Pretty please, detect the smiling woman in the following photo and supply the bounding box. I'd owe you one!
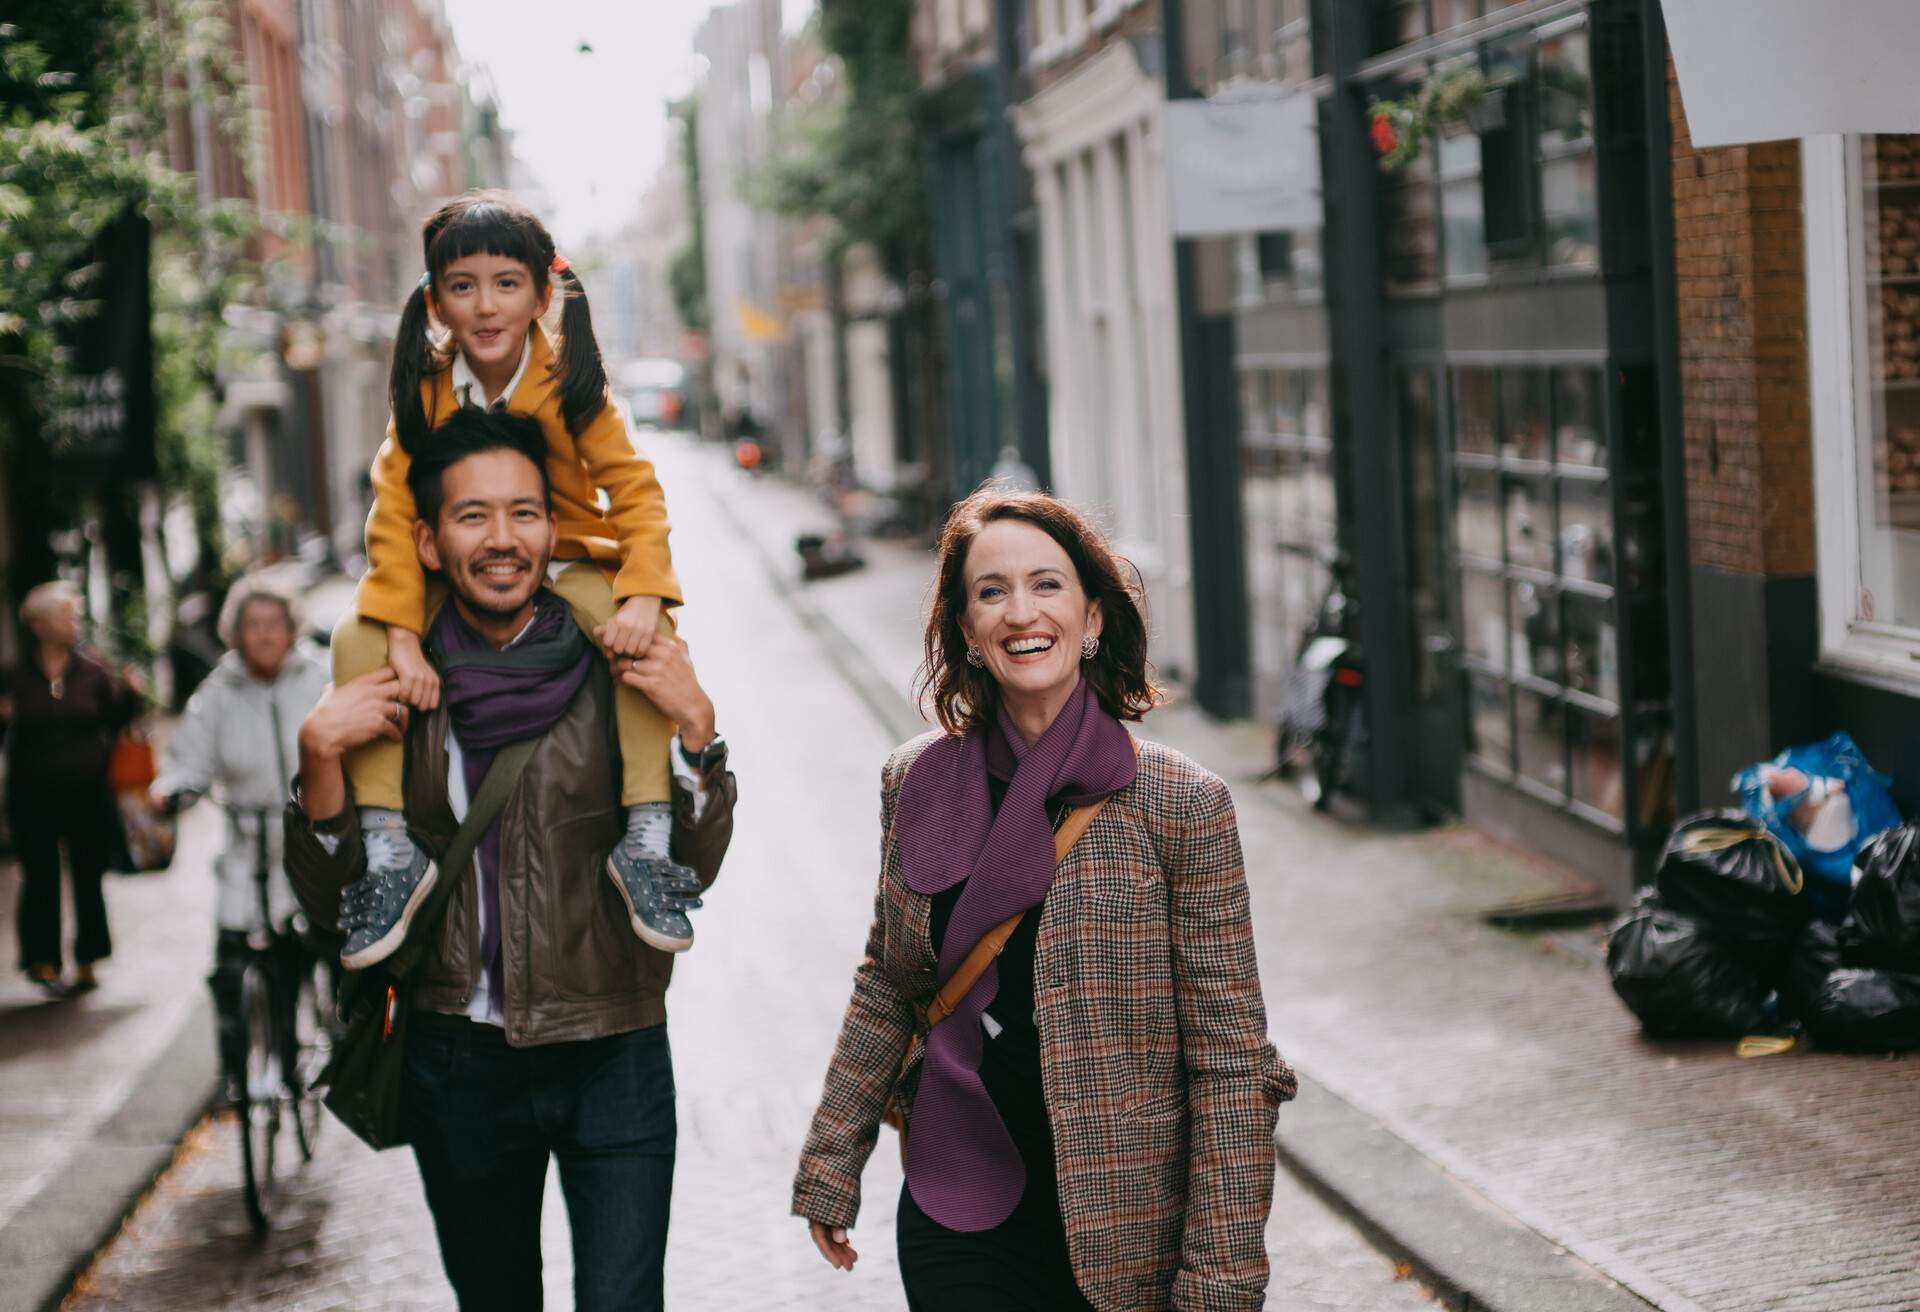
[920,490,1162,744]
[794,488,1297,1312]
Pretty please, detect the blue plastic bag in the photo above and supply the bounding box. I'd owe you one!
[1734,733,1903,920]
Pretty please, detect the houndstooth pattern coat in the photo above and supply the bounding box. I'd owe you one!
[792,730,1297,1312]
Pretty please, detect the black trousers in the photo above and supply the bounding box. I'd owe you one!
[896,1176,1097,1312]
[403,1014,678,1311]
[10,785,114,973]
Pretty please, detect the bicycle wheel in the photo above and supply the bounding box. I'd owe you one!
[238,962,282,1236]
[289,955,336,1162]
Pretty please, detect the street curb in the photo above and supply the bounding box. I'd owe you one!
[709,463,1669,1312]
[1275,1072,1657,1312]
[0,990,217,1312]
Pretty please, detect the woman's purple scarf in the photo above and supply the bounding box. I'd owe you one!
[895,677,1138,1231]
[428,594,593,1001]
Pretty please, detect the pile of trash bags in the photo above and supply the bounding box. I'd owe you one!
[1608,733,1920,1050]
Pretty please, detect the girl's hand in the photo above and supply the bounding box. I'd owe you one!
[596,595,663,658]
[385,627,441,711]
[807,1220,858,1271]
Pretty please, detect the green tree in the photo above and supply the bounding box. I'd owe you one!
[0,1,256,642]
[742,0,928,278]
[668,98,710,335]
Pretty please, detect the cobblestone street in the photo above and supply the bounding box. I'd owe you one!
[58,435,1436,1310]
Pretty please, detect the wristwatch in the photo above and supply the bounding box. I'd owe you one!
[681,733,727,772]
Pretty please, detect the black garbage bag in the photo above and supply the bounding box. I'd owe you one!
[1803,968,1920,1051]
[1785,920,1844,1020]
[1837,824,1920,972]
[1607,893,1778,1038]
[1654,811,1809,977]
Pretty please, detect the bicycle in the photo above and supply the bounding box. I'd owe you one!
[178,796,340,1235]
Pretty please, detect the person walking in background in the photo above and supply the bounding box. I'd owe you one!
[150,576,329,1101]
[793,488,1296,1311]
[0,580,145,997]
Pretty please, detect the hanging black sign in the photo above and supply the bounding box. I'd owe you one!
[50,206,156,480]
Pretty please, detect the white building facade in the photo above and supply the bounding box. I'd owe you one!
[1015,35,1196,680]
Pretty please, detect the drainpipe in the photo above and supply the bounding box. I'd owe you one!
[1641,0,1700,819]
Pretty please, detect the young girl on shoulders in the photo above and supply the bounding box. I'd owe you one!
[331,192,709,974]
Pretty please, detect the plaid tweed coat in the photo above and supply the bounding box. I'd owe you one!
[792,730,1297,1312]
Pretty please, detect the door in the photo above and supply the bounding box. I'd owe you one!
[1400,363,1463,816]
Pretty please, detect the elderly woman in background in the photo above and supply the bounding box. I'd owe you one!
[793,488,1295,1312]
[1,581,145,997]
[151,576,328,1101]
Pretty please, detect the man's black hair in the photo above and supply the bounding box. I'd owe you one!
[406,404,553,527]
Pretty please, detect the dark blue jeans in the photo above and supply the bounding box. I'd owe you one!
[403,1013,677,1311]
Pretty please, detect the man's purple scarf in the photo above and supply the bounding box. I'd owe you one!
[895,677,1137,1231]
[428,593,593,1001]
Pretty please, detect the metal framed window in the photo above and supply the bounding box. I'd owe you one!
[1376,14,1599,295]
[1450,361,1638,830]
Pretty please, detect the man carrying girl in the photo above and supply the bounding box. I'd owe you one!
[329,192,720,967]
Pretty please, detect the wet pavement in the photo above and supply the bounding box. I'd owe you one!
[50,432,1437,1310]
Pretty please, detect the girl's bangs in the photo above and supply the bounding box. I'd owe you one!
[429,205,541,274]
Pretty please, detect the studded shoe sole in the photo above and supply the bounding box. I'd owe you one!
[603,856,695,953]
[339,861,440,971]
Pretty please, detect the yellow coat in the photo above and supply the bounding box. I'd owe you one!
[352,324,682,634]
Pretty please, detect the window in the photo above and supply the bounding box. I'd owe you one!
[1372,0,1528,54]
[1809,133,1920,682]
[1241,364,1337,718]
[1202,0,1317,91]
[1380,20,1600,292]
[1452,364,1632,827]
[1237,227,1324,303]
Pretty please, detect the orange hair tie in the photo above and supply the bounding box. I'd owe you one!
[550,254,570,275]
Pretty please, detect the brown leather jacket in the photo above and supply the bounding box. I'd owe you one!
[285,662,735,1047]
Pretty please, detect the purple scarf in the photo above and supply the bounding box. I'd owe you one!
[429,593,593,1002]
[895,677,1138,1231]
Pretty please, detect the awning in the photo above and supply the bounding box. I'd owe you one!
[1667,0,1920,147]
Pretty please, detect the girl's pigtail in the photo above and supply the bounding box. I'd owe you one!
[552,262,610,436]
[389,280,436,455]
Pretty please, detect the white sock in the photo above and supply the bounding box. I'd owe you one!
[360,806,415,870]
[622,802,673,858]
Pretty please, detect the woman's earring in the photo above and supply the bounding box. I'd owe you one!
[966,645,985,668]
[1081,634,1100,660]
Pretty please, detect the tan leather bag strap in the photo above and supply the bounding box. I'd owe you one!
[924,737,1141,1029]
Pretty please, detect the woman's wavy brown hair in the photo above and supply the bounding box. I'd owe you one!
[917,487,1165,735]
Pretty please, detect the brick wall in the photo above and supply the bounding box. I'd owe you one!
[1669,59,1815,579]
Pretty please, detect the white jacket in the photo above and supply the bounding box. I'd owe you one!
[154,645,330,932]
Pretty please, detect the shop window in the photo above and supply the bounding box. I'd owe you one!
[1240,364,1337,719]
[1449,363,1632,832]
[1808,133,1920,683]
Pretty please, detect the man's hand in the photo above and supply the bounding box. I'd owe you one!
[807,1220,859,1272]
[596,595,664,659]
[298,669,409,822]
[614,635,715,751]
[386,626,442,711]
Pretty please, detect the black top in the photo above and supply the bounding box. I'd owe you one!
[927,778,1066,1206]
[0,647,142,796]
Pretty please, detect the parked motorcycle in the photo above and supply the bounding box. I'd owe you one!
[1273,562,1367,810]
